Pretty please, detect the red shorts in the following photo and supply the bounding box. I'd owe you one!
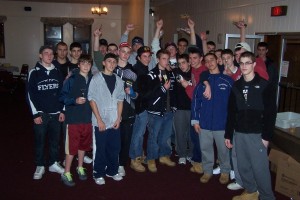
[65,123,92,155]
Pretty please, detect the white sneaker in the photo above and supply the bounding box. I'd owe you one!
[118,166,126,176]
[230,170,235,180]
[213,166,221,175]
[83,156,93,164]
[33,166,45,180]
[49,161,64,174]
[106,173,123,181]
[95,177,105,185]
[227,182,243,190]
[186,157,192,163]
[178,157,186,165]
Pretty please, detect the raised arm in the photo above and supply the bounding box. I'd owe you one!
[200,32,208,55]
[151,19,163,55]
[93,27,104,71]
[93,27,102,51]
[120,24,135,43]
[187,18,196,45]
[234,21,247,42]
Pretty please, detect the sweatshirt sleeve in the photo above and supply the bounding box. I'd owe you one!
[191,83,203,125]
[59,78,76,106]
[27,69,40,119]
[261,82,277,141]
[225,89,237,140]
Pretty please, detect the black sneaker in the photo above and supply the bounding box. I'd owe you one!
[61,172,75,187]
[77,167,87,181]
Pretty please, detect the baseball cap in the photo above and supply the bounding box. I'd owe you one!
[132,36,144,46]
[164,42,177,50]
[119,42,131,49]
[99,38,108,46]
[137,46,152,57]
[235,42,251,52]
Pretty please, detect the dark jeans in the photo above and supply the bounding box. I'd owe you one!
[34,113,62,166]
[119,119,134,166]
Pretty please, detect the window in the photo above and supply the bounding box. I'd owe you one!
[73,25,91,55]
[44,25,63,48]
[0,23,5,58]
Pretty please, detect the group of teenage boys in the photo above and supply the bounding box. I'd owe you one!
[27,18,277,200]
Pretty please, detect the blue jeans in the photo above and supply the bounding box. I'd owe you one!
[93,127,121,178]
[33,113,62,166]
[147,112,173,160]
[190,125,202,162]
[129,111,148,159]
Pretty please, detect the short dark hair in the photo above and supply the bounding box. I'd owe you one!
[204,52,217,60]
[55,42,67,51]
[78,54,93,65]
[70,42,82,51]
[156,49,170,59]
[177,53,189,62]
[177,38,189,45]
[221,49,234,57]
[108,43,118,50]
[39,45,53,54]
[103,53,118,62]
[240,51,256,62]
[207,41,216,47]
[188,46,203,57]
[257,42,268,49]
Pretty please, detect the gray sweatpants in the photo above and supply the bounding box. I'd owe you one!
[235,132,275,200]
[200,129,230,174]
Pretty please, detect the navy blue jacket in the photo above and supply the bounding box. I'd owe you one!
[191,73,233,130]
[59,69,92,124]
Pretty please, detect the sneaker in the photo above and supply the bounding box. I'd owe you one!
[186,157,192,163]
[118,166,126,176]
[200,173,212,183]
[106,173,123,181]
[49,162,64,174]
[33,166,45,180]
[61,172,75,187]
[83,156,93,164]
[147,160,157,173]
[232,191,259,200]
[95,177,105,185]
[230,170,235,180]
[130,157,146,172]
[159,156,176,167]
[227,182,243,190]
[77,167,87,180]
[178,157,186,165]
[213,166,221,175]
[219,173,229,184]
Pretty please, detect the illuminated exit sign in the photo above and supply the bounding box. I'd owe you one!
[271,6,288,17]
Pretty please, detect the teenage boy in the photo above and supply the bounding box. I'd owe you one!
[192,53,233,184]
[115,42,137,177]
[225,52,276,200]
[93,27,105,71]
[173,54,193,165]
[52,42,70,79]
[67,42,83,74]
[28,45,65,180]
[129,46,152,172]
[88,53,125,185]
[59,54,93,187]
[145,49,177,173]
[222,49,241,81]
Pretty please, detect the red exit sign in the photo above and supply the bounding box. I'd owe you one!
[271,6,288,17]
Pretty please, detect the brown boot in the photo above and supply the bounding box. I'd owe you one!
[200,173,212,183]
[147,160,157,173]
[159,156,176,167]
[190,162,203,174]
[130,157,146,172]
[219,173,229,184]
[232,191,259,200]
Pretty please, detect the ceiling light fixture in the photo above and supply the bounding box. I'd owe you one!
[91,0,108,16]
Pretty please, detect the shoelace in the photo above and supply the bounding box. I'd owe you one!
[64,172,73,181]
[77,167,86,175]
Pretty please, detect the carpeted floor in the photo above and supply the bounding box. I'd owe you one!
[0,83,289,200]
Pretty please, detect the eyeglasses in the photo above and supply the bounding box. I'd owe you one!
[239,62,253,66]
